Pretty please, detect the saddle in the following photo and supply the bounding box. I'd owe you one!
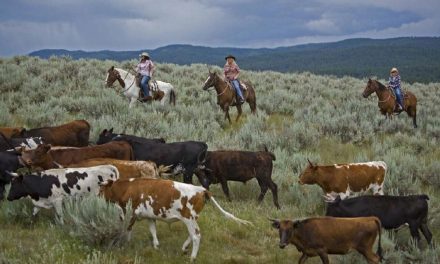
[389,87,408,112]
[135,74,164,101]
[227,80,247,106]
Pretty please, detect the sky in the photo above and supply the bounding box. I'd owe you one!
[1,0,440,56]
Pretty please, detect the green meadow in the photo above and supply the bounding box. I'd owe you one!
[0,56,439,263]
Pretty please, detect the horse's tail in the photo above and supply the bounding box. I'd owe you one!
[169,88,176,106]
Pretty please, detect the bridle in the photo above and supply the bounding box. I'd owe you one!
[206,74,230,97]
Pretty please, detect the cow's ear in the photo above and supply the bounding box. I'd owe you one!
[99,179,114,187]
[269,218,280,229]
[307,158,314,167]
[43,144,51,153]
[109,128,114,133]
[101,129,107,135]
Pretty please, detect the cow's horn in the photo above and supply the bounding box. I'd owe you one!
[307,158,313,166]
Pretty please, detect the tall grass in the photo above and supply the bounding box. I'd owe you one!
[0,56,439,263]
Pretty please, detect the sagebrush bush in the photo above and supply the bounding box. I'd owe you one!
[58,196,133,249]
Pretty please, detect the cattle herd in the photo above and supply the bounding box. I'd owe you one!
[0,119,433,263]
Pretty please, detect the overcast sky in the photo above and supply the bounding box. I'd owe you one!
[1,0,439,56]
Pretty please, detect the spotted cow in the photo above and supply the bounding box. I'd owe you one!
[299,160,386,200]
[7,165,119,220]
[99,178,251,262]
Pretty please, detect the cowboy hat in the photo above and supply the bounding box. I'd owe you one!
[225,54,236,60]
[139,52,150,58]
[390,67,399,74]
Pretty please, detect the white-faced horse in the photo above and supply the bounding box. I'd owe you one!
[105,66,176,108]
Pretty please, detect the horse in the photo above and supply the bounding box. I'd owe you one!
[202,71,256,123]
[362,78,417,128]
[105,66,176,108]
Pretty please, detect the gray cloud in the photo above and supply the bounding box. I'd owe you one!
[0,0,439,56]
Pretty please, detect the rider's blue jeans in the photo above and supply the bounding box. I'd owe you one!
[231,79,244,100]
[140,75,150,97]
[394,86,404,107]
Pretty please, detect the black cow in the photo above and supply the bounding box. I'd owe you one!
[326,195,432,244]
[0,132,43,151]
[0,150,24,200]
[105,135,207,184]
[97,128,165,145]
[194,148,279,209]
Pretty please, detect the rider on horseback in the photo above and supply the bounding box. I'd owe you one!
[224,55,245,104]
[388,67,404,111]
[136,52,155,101]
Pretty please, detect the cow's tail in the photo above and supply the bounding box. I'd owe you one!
[169,88,176,106]
[263,145,276,161]
[205,192,252,226]
[374,217,383,262]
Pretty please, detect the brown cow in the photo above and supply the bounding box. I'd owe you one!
[271,217,383,264]
[99,178,251,262]
[299,160,386,201]
[194,147,279,208]
[69,158,171,179]
[17,120,90,147]
[0,127,24,139]
[21,142,133,170]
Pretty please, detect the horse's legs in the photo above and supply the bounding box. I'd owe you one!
[223,105,231,124]
[129,97,137,108]
[235,104,242,122]
[406,106,417,128]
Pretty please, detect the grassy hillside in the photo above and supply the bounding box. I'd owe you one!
[29,37,440,83]
[0,56,439,263]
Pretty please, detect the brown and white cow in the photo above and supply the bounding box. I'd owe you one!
[69,158,171,179]
[271,216,383,264]
[0,127,24,139]
[99,178,251,262]
[21,142,133,170]
[17,120,90,147]
[298,160,386,200]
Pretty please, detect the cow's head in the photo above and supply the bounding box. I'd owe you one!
[194,165,215,189]
[6,173,27,201]
[270,218,296,249]
[97,128,114,145]
[98,179,114,199]
[298,159,318,185]
[21,144,51,168]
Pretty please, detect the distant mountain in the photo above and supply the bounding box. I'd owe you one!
[29,37,440,83]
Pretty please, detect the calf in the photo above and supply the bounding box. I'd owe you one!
[7,165,119,218]
[69,158,171,179]
[99,178,251,262]
[299,160,386,200]
[194,147,279,208]
[17,120,90,147]
[271,217,382,264]
[0,150,24,200]
[326,195,432,244]
[21,141,133,170]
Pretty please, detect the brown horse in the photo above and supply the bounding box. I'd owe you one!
[362,79,417,128]
[202,71,256,123]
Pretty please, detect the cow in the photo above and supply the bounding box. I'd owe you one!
[7,165,119,220]
[97,128,165,145]
[270,217,383,264]
[0,127,24,138]
[298,160,386,200]
[0,132,43,151]
[104,135,207,184]
[16,120,90,147]
[21,141,133,170]
[194,148,279,208]
[0,150,24,200]
[326,195,432,245]
[68,158,172,179]
[99,178,251,262]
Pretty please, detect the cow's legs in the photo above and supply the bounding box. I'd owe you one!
[256,178,269,204]
[358,246,380,264]
[408,221,421,243]
[372,183,384,195]
[148,219,160,249]
[317,250,329,264]
[420,222,432,245]
[183,219,201,262]
[182,236,192,253]
[219,179,231,201]
[32,206,41,217]
[268,179,280,209]
[298,253,308,264]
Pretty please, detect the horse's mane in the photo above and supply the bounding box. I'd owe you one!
[115,68,134,79]
[372,79,386,90]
